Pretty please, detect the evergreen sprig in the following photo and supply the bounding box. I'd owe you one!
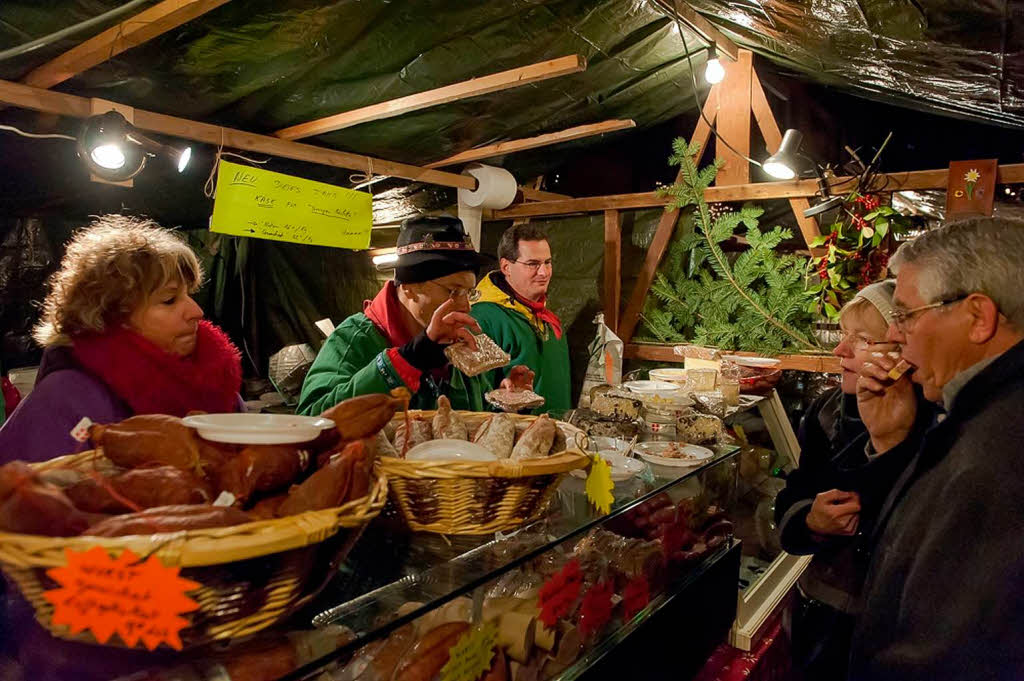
[639,139,820,353]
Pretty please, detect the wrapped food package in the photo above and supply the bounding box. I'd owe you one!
[0,461,90,536]
[66,465,215,514]
[85,504,253,537]
[473,413,516,458]
[444,334,510,376]
[373,429,399,458]
[394,418,432,456]
[589,390,643,420]
[511,414,556,460]
[215,445,311,503]
[568,409,641,440]
[431,395,468,440]
[485,388,545,413]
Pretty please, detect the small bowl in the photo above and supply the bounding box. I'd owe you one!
[570,451,645,481]
[405,439,499,462]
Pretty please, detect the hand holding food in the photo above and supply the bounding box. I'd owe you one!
[427,296,482,349]
[857,351,918,453]
[500,365,536,392]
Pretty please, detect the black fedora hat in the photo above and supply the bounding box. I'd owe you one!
[393,215,492,283]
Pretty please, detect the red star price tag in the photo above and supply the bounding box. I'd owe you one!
[538,559,583,628]
[578,580,614,638]
[43,547,200,650]
[622,575,650,622]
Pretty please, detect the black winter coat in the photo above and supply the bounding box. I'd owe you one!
[850,339,1024,681]
[775,388,929,612]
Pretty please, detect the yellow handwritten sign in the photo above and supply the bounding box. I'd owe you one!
[585,455,614,514]
[440,622,497,681]
[210,160,372,249]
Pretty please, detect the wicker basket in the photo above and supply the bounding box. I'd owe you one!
[0,449,387,650]
[377,411,590,535]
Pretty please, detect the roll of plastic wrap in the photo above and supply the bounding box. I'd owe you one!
[457,163,518,251]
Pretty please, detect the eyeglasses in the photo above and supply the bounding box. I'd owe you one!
[429,281,480,302]
[512,258,553,273]
[891,295,967,332]
[838,330,886,352]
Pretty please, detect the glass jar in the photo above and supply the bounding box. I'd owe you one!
[719,361,741,407]
[688,367,718,392]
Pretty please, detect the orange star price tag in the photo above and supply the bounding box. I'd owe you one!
[43,547,200,650]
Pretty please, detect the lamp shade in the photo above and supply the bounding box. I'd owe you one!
[762,129,804,180]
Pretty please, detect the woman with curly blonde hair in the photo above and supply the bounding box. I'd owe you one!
[0,215,242,463]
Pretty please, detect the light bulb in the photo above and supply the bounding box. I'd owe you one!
[705,58,725,84]
[177,147,192,173]
[763,161,796,180]
[91,143,126,170]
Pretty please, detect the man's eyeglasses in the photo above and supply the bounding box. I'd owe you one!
[513,259,553,273]
[891,295,968,332]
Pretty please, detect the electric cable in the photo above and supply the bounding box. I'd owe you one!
[0,123,76,141]
[0,0,152,63]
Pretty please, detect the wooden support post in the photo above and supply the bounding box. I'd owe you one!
[603,210,622,332]
[22,0,233,90]
[751,72,822,251]
[616,84,720,343]
[275,55,587,140]
[715,50,753,186]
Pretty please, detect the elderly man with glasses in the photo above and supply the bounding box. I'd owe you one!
[298,216,491,414]
[472,224,571,413]
[848,217,1024,681]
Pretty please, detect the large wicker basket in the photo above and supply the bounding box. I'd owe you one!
[377,411,590,535]
[0,449,387,650]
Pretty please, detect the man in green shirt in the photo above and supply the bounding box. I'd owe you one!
[472,224,571,413]
[298,216,492,415]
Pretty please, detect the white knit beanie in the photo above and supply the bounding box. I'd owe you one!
[854,279,897,324]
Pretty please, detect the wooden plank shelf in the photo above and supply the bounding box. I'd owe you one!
[624,343,841,373]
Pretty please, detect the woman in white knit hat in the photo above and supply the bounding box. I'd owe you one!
[774,280,935,680]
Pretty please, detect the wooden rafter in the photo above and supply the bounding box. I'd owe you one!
[425,120,636,168]
[624,343,840,373]
[668,1,740,61]
[603,210,622,332]
[275,55,587,140]
[22,0,232,90]
[0,78,477,190]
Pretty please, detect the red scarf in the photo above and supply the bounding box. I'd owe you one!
[493,273,563,339]
[72,321,242,416]
[363,281,414,347]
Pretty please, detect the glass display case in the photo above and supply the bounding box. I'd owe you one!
[0,443,743,681]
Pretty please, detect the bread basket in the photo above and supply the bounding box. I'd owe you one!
[376,411,590,535]
[0,449,387,650]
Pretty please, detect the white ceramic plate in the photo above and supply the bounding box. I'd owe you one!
[721,355,782,368]
[182,413,335,444]
[623,380,682,395]
[405,439,498,462]
[587,436,631,453]
[635,442,714,467]
[571,451,645,481]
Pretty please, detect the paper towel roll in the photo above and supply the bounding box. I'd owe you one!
[457,163,518,251]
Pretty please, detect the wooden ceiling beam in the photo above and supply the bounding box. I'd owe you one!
[668,2,740,61]
[0,78,477,190]
[425,119,635,168]
[22,0,232,90]
[275,54,588,141]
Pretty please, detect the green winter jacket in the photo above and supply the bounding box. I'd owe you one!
[471,272,571,414]
[297,313,486,416]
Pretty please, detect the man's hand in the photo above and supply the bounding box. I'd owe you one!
[806,489,861,536]
[426,297,481,348]
[500,365,535,391]
[857,352,917,453]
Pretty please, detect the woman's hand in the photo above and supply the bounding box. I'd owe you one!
[806,489,861,536]
[426,297,481,348]
[857,352,918,454]
[500,365,535,391]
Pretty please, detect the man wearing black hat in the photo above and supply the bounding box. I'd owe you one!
[297,216,492,414]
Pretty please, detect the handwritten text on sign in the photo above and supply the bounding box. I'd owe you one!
[43,547,200,650]
[210,160,372,249]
